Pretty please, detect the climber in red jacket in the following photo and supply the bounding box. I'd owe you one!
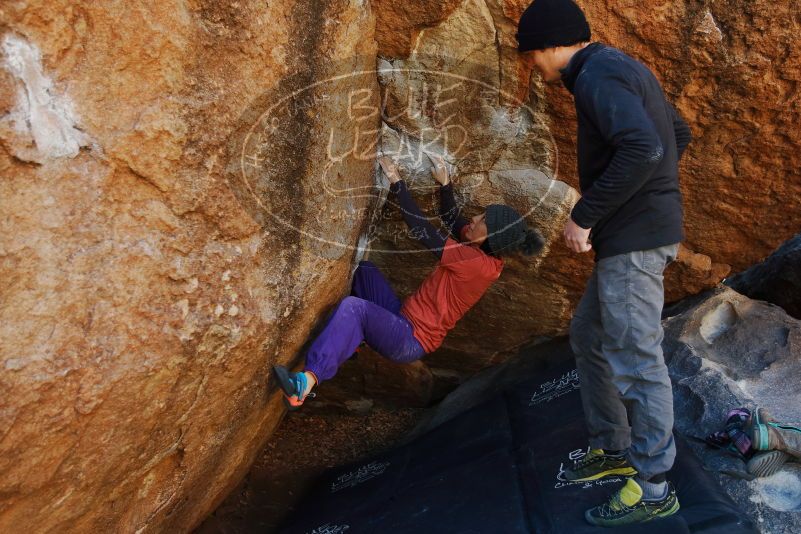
[273,154,544,409]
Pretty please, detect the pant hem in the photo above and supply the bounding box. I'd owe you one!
[589,440,631,452]
[304,365,326,384]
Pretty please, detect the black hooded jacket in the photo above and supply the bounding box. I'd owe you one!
[561,43,691,259]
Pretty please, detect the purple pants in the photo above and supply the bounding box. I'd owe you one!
[305,261,427,383]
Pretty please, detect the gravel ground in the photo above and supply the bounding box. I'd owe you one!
[196,407,423,533]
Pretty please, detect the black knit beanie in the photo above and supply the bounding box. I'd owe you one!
[516,0,591,52]
[485,205,545,257]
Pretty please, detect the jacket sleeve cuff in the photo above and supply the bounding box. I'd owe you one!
[389,180,406,194]
[570,200,594,230]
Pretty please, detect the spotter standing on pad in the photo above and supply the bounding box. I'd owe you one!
[273,154,544,410]
[517,0,691,527]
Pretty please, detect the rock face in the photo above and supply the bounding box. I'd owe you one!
[727,233,801,320]
[665,287,801,532]
[0,1,378,532]
[665,244,731,304]
[313,347,436,412]
[369,0,586,374]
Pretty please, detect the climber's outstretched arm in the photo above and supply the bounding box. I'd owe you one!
[380,157,445,258]
[428,154,469,239]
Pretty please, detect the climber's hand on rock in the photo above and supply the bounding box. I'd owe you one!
[379,156,402,184]
[426,153,450,186]
[563,218,592,253]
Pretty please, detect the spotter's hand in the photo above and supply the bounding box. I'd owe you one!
[426,153,450,186]
[563,218,592,253]
[378,156,402,184]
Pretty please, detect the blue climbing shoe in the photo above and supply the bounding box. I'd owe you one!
[273,365,315,411]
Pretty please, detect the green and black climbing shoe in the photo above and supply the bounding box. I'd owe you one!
[585,478,680,527]
[564,449,637,482]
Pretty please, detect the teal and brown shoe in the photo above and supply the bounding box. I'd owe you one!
[747,409,801,461]
[564,449,637,482]
[585,478,680,527]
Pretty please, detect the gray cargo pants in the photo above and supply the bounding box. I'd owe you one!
[569,243,679,480]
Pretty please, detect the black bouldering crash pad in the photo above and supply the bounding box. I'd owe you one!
[280,341,756,534]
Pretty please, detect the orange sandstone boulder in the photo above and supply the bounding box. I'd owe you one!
[0,1,378,531]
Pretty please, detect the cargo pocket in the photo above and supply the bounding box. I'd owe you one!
[641,244,679,276]
[641,249,666,276]
[597,253,629,303]
[597,253,632,351]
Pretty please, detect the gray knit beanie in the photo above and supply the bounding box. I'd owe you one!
[485,205,545,257]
